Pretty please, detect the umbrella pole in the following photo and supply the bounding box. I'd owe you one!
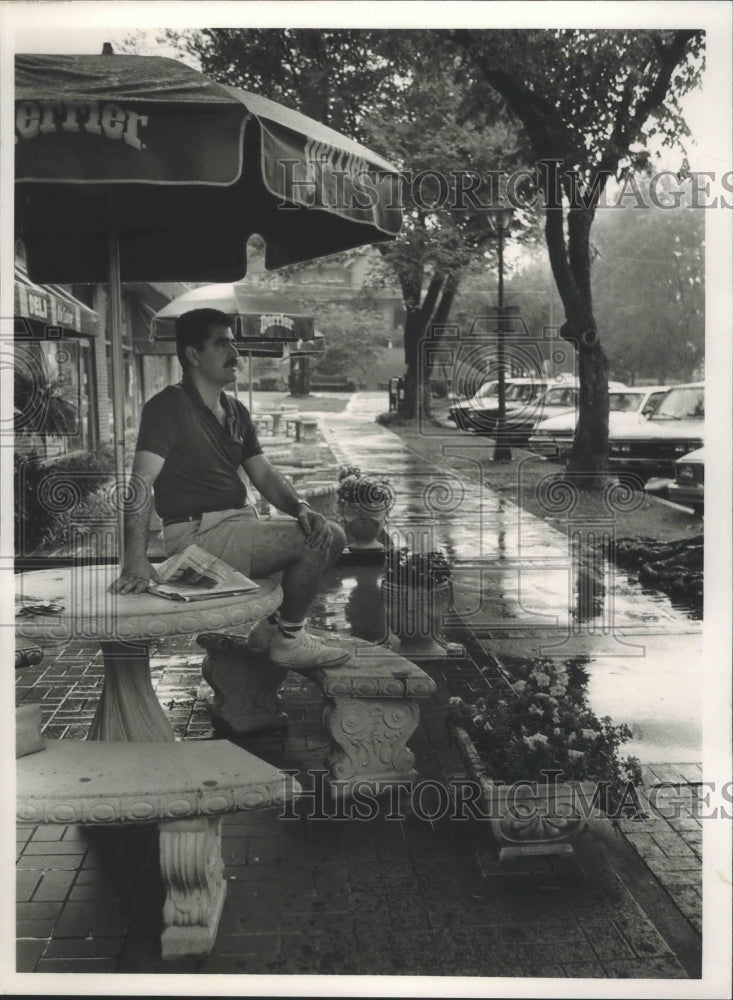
[108,230,127,558]
[248,351,253,414]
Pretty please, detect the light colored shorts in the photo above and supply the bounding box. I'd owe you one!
[162,506,261,578]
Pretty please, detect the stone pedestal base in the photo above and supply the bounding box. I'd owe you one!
[323,697,420,797]
[388,632,465,659]
[91,640,176,742]
[159,816,227,959]
[198,632,289,735]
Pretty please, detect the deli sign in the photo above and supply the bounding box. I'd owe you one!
[16,282,82,333]
[16,100,148,150]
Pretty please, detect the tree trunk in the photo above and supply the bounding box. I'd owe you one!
[399,274,444,419]
[422,277,459,419]
[544,181,609,489]
[566,336,609,485]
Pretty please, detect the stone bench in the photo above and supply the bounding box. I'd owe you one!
[295,417,319,443]
[196,631,437,797]
[253,413,274,436]
[17,738,300,958]
[284,413,302,436]
[267,407,299,436]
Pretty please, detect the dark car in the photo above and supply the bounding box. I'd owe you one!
[608,382,704,481]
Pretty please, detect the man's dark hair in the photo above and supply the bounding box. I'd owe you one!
[175,308,233,371]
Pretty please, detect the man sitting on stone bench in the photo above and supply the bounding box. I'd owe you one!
[110,307,349,670]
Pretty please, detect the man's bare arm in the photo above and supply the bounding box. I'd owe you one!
[109,450,165,594]
[243,453,331,549]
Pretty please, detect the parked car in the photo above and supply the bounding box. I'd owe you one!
[646,446,704,514]
[446,379,499,429]
[608,382,704,481]
[448,375,578,437]
[528,385,670,460]
[668,446,705,513]
[500,381,580,444]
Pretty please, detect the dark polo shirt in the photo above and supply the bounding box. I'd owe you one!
[136,377,263,520]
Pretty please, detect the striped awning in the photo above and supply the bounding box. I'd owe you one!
[14,262,98,337]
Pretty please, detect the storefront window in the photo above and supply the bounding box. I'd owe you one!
[15,335,112,560]
[14,337,84,458]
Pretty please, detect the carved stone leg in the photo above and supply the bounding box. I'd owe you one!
[159,816,227,959]
[89,640,175,742]
[201,648,288,736]
[322,697,420,797]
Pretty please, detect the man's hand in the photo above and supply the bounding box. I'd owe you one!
[296,506,332,550]
[109,555,162,595]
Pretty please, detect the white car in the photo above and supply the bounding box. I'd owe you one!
[667,446,704,514]
[609,382,704,481]
[528,385,670,460]
[448,374,581,438]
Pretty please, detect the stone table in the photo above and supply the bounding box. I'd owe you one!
[15,565,282,742]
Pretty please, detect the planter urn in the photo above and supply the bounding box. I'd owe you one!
[381,578,453,656]
[452,724,596,859]
[340,499,391,551]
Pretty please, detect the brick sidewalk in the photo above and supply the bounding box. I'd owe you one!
[15,590,702,978]
[615,764,703,935]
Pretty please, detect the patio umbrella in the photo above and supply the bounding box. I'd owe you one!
[151,283,314,343]
[14,51,403,544]
[151,282,314,412]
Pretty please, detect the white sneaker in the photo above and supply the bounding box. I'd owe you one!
[269,629,351,669]
[245,616,279,653]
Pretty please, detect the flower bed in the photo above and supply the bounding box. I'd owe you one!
[446,654,642,858]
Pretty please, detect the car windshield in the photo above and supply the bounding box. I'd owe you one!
[653,387,705,420]
[510,384,543,402]
[609,392,644,413]
[476,382,497,399]
[545,387,576,406]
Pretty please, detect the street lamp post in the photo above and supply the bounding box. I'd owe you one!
[489,206,515,461]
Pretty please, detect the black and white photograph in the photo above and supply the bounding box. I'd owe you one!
[2,1,731,996]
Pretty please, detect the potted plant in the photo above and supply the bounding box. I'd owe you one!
[381,546,456,656]
[337,466,395,550]
[446,655,642,859]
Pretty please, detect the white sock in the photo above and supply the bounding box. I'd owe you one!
[277,618,306,638]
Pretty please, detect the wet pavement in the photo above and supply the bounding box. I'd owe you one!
[14,392,710,985]
[320,394,703,764]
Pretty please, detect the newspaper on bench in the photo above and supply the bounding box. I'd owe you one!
[148,544,260,602]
